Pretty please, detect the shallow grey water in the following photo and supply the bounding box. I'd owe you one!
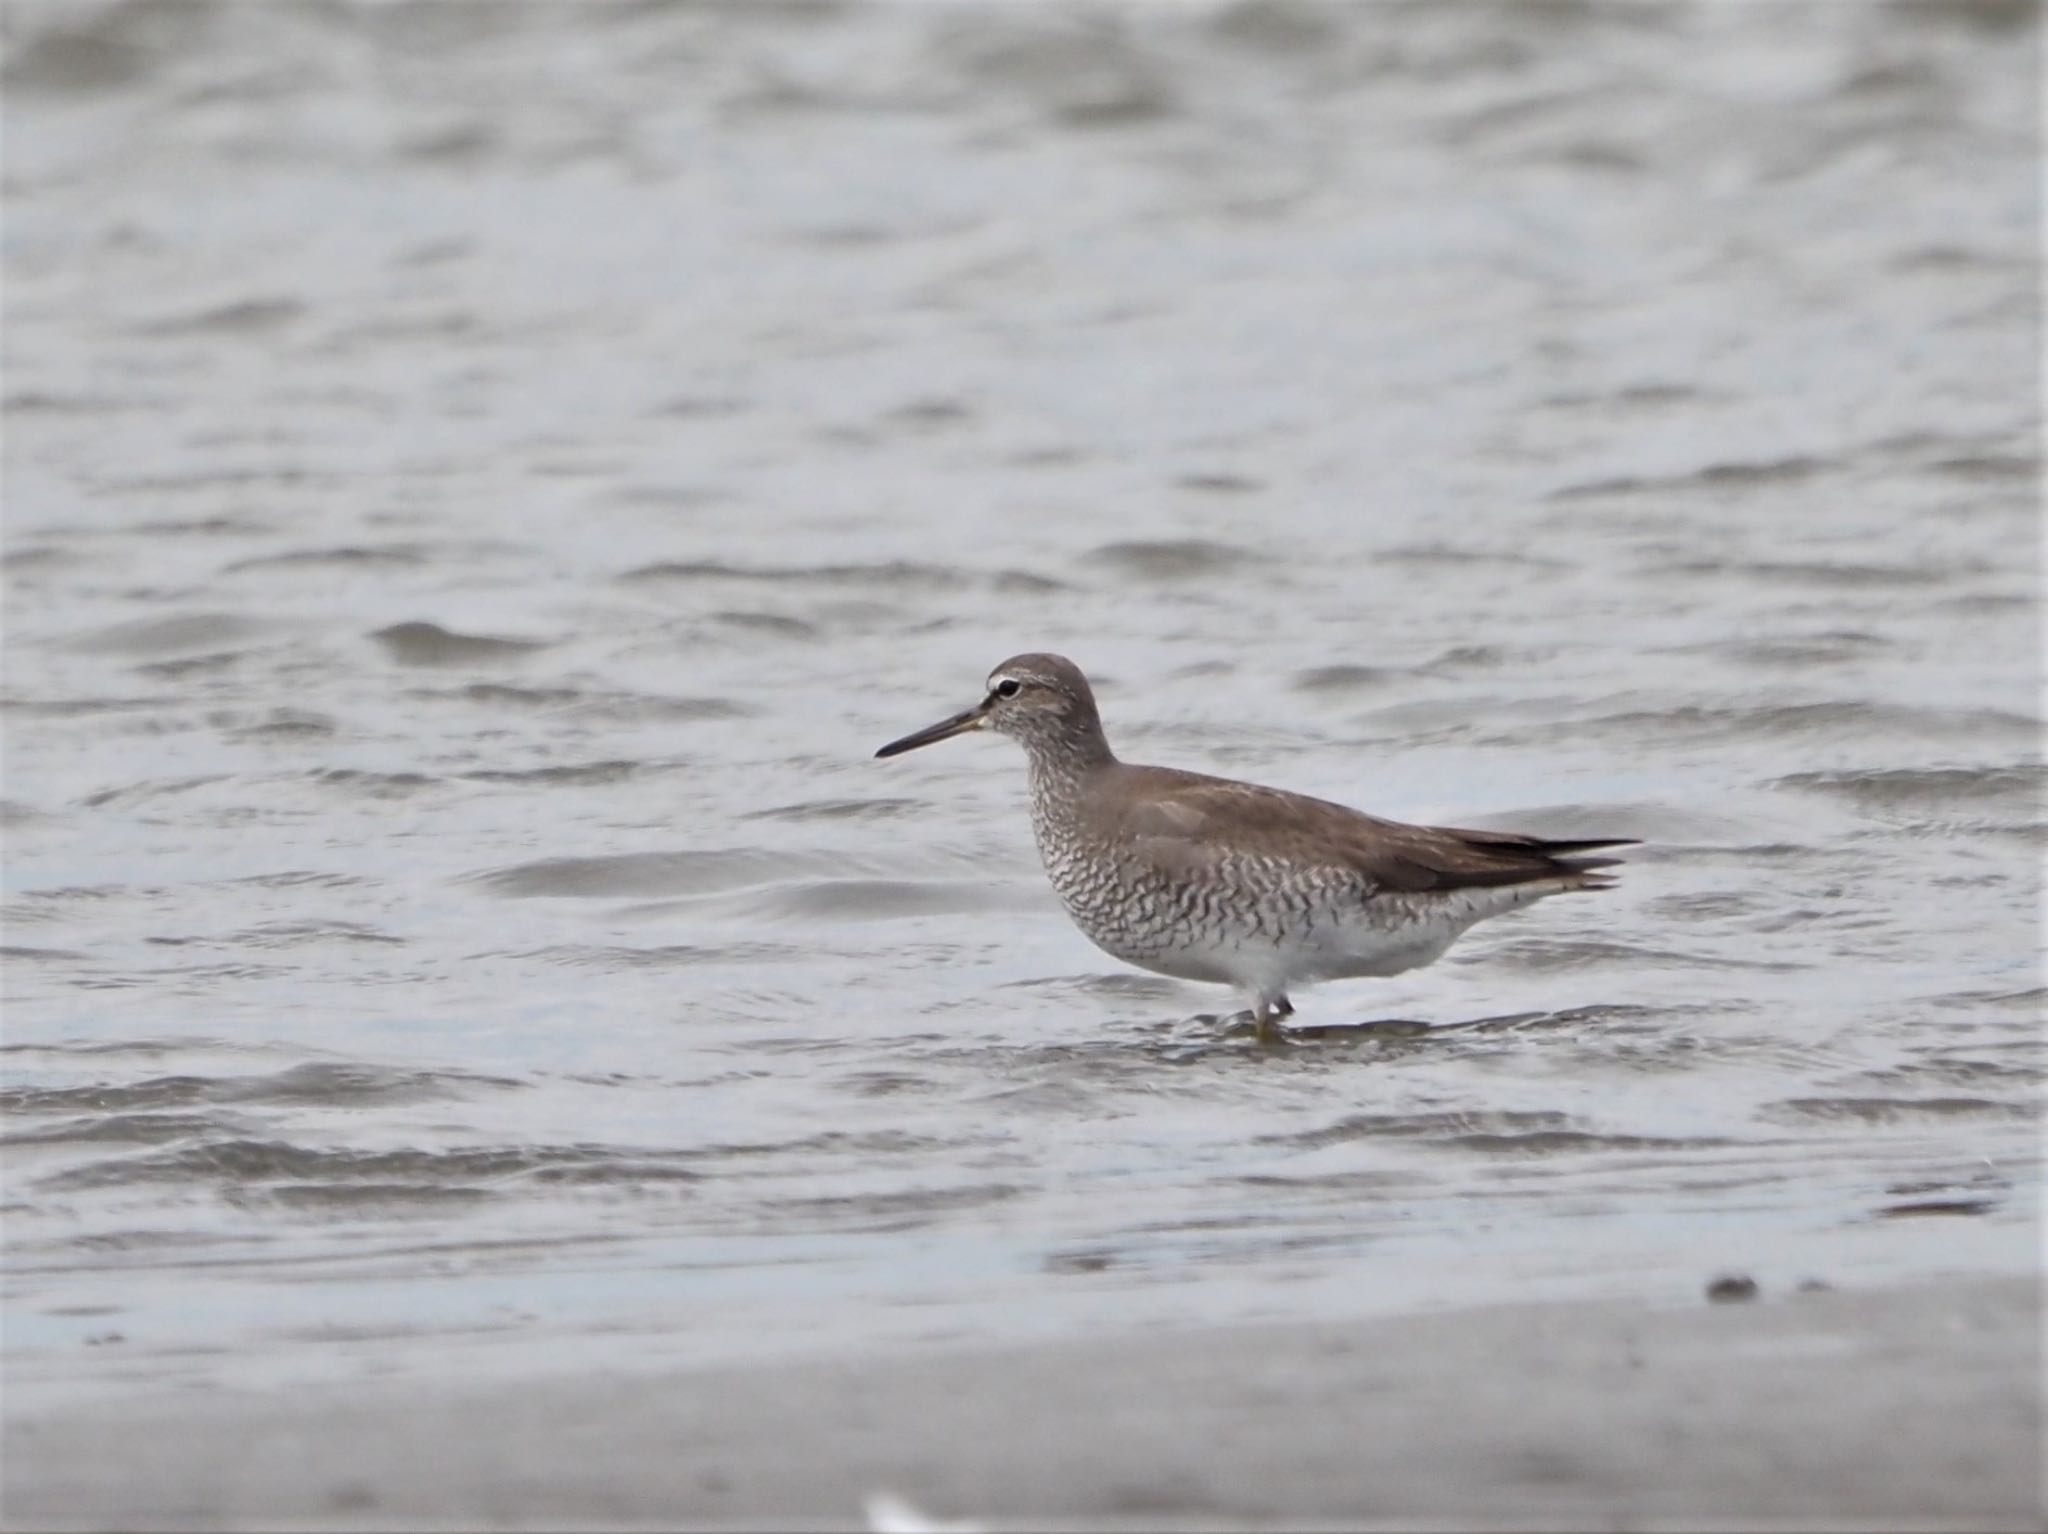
[3,1,2040,1409]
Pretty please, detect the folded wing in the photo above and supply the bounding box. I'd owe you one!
[1115,766,1636,896]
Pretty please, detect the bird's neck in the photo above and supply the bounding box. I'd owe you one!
[1023,729,1114,811]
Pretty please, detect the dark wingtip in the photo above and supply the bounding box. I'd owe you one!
[1558,840,1638,888]
[1540,836,1638,878]
[1537,837,1641,856]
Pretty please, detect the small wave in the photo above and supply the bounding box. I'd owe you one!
[0,696,163,718]
[4,392,167,417]
[1,21,153,95]
[308,768,441,799]
[504,941,800,969]
[697,1128,960,1161]
[1379,544,1570,571]
[1549,455,1831,500]
[1873,1196,2002,1219]
[459,759,655,787]
[413,683,753,721]
[647,396,749,419]
[370,622,548,665]
[1538,381,1704,412]
[399,121,499,164]
[1653,558,1962,589]
[741,877,1035,922]
[1292,664,1404,693]
[1872,1167,2012,1219]
[1681,631,1893,668]
[1928,985,2047,1013]
[1001,971,1189,1001]
[468,847,855,899]
[1473,938,1804,975]
[225,546,427,572]
[885,397,976,430]
[1,543,86,568]
[130,297,304,337]
[1443,1128,1735,1156]
[618,559,959,587]
[242,1183,501,1212]
[837,1070,947,1099]
[1174,472,1262,494]
[1085,538,1267,579]
[992,568,1070,593]
[80,774,233,809]
[3,1111,247,1147]
[744,797,926,822]
[132,515,276,536]
[1771,765,2044,812]
[228,870,371,890]
[1436,1002,1679,1035]
[1922,452,2038,482]
[0,1036,296,1060]
[102,467,339,495]
[1209,1,1340,53]
[3,884,139,919]
[432,682,587,707]
[39,1136,688,1194]
[762,1180,1024,1230]
[221,921,406,950]
[227,708,337,740]
[1856,1051,2046,1090]
[64,612,278,657]
[136,650,246,679]
[1294,1115,1733,1157]
[1425,644,1511,671]
[1573,700,2039,746]
[1760,1095,2038,1127]
[713,609,819,640]
[934,14,1175,128]
[0,1061,516,1119]
[1259,1108,1567,1149]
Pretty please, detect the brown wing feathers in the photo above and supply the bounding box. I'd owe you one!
[1116,767,1636,897]
[1355,825,1637,894]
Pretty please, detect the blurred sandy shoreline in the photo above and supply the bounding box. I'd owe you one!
[7,1271,2035,1532]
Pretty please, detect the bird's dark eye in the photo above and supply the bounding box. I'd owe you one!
[994,678,1021,699]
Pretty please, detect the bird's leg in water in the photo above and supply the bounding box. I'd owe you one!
[1252,994,1293,1045]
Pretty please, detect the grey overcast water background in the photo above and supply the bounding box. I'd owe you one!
[2,0,2041,1475]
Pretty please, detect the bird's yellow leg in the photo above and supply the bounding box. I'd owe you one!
[1253,996,1292,1046]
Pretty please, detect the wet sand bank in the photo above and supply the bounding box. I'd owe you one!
[7,1272,2035,1532]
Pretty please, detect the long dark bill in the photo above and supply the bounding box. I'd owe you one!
[874,702,988,759]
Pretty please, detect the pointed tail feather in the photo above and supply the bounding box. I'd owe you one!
[1528,837,1639,858]
[1542,838,1638,888]
[1450,831,1638,873]
[1462,833,1638,888]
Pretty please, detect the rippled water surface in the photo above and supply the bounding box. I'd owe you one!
[4,1,2040,1407]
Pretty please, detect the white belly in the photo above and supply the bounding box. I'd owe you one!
[1095,882,1565,996]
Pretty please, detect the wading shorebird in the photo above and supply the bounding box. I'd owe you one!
[875,653,1634,1043]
